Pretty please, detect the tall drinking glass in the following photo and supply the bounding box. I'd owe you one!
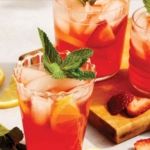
[14,50,95,150]
[53,0,129,81]
[129,7,150,95]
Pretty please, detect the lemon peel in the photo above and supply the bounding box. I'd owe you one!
[0,76,18,109]
[0,67,5,87]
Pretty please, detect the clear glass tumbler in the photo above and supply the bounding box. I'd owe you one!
[13,50,95,150]
[53,0,129,81]
[129,7,150,95]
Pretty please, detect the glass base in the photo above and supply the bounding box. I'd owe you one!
[132,84,150,96]
[95,72,118,82]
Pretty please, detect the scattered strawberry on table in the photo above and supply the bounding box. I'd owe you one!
[107,91,150,117]
[134,138,150,150]
[107,91,134,115]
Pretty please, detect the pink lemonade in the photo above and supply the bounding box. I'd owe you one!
[129,7,150,94]
[53,0,129,80]
[14,50,95,150]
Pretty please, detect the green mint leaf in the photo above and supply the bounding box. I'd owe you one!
[143,0,150,13]
[61,48,93,70]
[38,28,95,80]
[44,61,66,79]
[65,69,95,80]
[38,28,62,65]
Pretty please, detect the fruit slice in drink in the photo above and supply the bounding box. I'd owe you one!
[87,20,115,47]
[51,96,81,133]
[50,95,85,149]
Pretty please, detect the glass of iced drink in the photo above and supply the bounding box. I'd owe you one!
[53,0,129,81]
[129,7,150,95]
[14,47,95,150]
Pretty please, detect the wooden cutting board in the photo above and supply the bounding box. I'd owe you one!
[88,20,150,144]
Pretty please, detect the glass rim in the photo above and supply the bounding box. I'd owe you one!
[53,0,128,14]
[14,49,95,98]
[132,7,150,33]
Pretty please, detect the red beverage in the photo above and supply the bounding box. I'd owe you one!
[53,0,129,80]
[14,50,95,150]
[129,7,150,94]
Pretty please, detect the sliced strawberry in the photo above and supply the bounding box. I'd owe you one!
[107,92,134,115]
[87,20,115,47]
[134,138,150,150]
[126,97,150,117]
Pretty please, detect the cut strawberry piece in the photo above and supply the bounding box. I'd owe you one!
[126,97,150,117]
[87,21,115,47]
[107,92,134,115]
[134,138,150,150]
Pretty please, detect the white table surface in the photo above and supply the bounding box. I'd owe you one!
[0,0,149,150]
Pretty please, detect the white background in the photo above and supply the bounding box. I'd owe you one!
[0,0,149,150]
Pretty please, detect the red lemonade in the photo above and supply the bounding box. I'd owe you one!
[14,50,95,150]
[53,0,129,80]
[129,7,150,94]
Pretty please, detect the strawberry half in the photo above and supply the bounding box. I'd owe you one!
[126,97,150,117]
[107,92,134,115]
[134,138,150,150]
[87,20,115,47]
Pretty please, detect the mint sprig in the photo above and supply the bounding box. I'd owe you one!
[61,48,93,70]
[38,28,95,80]
[38,28,62,65]
[143,0,150,13]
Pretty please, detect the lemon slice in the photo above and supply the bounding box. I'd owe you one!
[0,67,5,87]
[50,95,82,133]
[0,77,18,108]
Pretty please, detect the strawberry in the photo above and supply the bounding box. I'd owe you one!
[107,92,134,115]
[87,20,115,47]
[134,138,150,150]
[126,97,150,117]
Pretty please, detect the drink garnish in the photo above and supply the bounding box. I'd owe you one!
[79,0,96,6]
[38,28,95,80]
[143,0,150,13]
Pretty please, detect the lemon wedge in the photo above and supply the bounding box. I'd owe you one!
[0,67,5,87]
[50,95,82,133]
[0,77,18,108]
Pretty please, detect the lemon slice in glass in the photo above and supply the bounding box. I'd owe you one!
[0,76,18,108]
[0,67,5,87]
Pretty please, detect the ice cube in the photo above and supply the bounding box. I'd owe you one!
[26,75,57,92]
[94,0,111,5]
[31,95,53,125]
[56,78,87,91]
[100,0,126,27]
[20,67,47,84]
[131,30,146,59]
[69,0,87,22]
[136,15,150,41]
[54,1,70,34]
[71,81,94,103]
[84,14,100,35]
[26,74,87,93]
[17,84,31,101]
